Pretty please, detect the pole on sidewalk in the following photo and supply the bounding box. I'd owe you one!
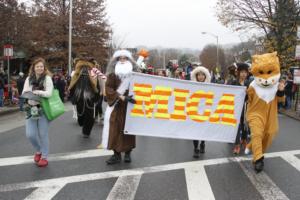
[68,0,73,76]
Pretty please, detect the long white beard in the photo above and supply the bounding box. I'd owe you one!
[115,61,133,79]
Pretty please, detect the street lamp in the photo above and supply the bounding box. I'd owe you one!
[68,0,73,76]
[201,32,219,72]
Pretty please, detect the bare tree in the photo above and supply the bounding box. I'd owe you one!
[216,0,300,68]
[199,44,226,72]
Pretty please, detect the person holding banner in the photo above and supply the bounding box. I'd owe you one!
[103,50,137,164]
[228,63,250,155]
[22,58,54,167]
[190,66,211,158]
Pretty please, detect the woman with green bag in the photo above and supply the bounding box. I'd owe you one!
[22,57,53,167]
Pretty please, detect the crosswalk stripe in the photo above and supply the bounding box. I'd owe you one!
[0,149,113,167]
[24,185,65,200]
[184,165,215,200]
[280,154,300,172]
[106,173,142,200]
[1,149,299,195]
[236,160,290,200]
[0,149,299,168]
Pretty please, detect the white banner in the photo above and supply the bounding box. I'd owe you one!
[125,72,246,143]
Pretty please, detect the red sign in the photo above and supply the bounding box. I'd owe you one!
[4,44,13,58]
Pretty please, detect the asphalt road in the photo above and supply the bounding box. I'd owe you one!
[0,108,300,200]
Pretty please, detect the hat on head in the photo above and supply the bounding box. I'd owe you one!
[113,49,133,60]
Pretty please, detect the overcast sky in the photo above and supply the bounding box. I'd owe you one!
[106,0,246,50]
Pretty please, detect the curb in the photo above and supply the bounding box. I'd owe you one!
[279,110,300,121]
[0,108,20,117]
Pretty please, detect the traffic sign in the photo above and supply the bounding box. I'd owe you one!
[3,44,13,58]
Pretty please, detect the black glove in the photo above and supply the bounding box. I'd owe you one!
[125,95,136,104]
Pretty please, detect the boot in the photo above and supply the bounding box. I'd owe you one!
[200,141,205,153]
[124,151,132,163]
[254,157,264,173]
[106,151,121,165]
[193,148,200,158]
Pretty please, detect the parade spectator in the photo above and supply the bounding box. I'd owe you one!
[0,73,4,107]
[22,57,54,167]
[174,68,185,80]
[225,64,237,85]
[285,72,293,109]
[157,69,166,77]
[185,63,193,80]
[278,78,286,110]
[190,66,211,158]
[17,72,26,110]
[102,50,137,164]
[227,63,250,155]
[57,73,66,102]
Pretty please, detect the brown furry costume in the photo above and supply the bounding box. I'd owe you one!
[69,59,100,137]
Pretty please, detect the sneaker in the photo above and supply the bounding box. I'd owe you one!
[244,148,251,155]
[233,145,240,155]
[34,153,42,163]
[96,144,103,149]
[193,148,200,158]
[106,154,121,165]
[37,158,48,167]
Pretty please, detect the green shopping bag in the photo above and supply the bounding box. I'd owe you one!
[41,89,65,121]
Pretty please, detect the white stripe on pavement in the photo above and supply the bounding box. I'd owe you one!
[280,154,300,172]
[106,173,143,200]
[184,165,215,200]
[0,149,113,167]
[236,159,290,200]
[0,149,300,168]
[1,149,299,194]
[24,185,65,200]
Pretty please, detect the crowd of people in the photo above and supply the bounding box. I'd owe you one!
[1,50,297,174]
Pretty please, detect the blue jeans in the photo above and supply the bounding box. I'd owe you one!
[19,98,25,111]
[285,95,292,109]
[0,89,3,107]
[26,113,50,159]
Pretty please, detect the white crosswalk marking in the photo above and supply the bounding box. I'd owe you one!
[106,173,142,200]
[184,165,215,200]
[236,160,290,200]
[0,149,113,167]
[0,149,299,200]
[24,185,65,200]
[280,154,300,172]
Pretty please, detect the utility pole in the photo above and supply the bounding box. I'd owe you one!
[68,0,73,76]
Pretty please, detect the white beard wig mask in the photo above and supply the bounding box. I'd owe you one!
[115,61,133,79]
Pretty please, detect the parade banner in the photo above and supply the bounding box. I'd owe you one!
[124,72,246,143]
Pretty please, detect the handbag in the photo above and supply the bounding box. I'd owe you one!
[41,89,65,121]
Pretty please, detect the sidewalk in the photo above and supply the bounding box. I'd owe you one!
[0,106,20,116]
[279,109,300,121]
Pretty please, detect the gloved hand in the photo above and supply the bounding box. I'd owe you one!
[125,95,136,104]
